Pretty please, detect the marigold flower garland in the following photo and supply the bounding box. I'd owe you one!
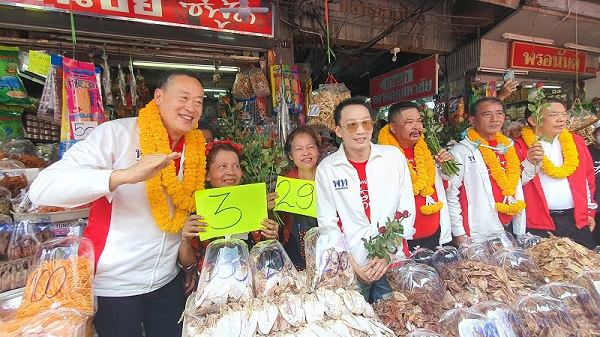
[138,100,206,233]
[521,126,579,179]
[466,128,525,216]
[378,125,443,215]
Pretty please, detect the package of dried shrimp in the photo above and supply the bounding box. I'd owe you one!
[514,293,579,337]
[16,236,95,319]
[307,83,351,130]
[474,300,528,337]
[431,246,461,273]
[458,238,493,263]
[304,226,355,291]
[195,238,253,311]
[437,304,512,337]
[250,239,305,298]
[492,247,545,286]
[386,262,444,303]
[573,269,600,307]
[410,246,435,266]
[535,281,600,325]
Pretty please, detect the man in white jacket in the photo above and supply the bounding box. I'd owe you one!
[29,69,206,337]
[316,96,415,303]
[446,97,526,246]
[377,101,453,250]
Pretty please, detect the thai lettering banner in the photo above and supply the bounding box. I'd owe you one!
[509,41,587,74]
[0,0,273,37]
[369,55,438,109]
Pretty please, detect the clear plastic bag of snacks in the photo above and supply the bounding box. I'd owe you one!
[437,305,511,337]
[410,246,435,266]
[407,327,446,337]
[7,220,41,260]
[0,159,27,197]
[17,236,95,319]
[432,246,461,273]
[459,238,493,263]
[308,82,351,130]
[485,231,518,253]
[2,139,45,168]
[573,269,600,307]
[232,71,253,100]
[249,67,271,98]
[492,247,545,285]
[250,239,305,298]
[515,232,542,249]
[8,307,91,337]
[386,262,444,302]
[195,238,253,311]
[475,300,528,337]
[0,215,12,261]
[514,293,579,337]
[536,281,600,324]
[304,227,355,291]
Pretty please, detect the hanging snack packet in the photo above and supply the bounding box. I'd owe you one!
[249,67,270,98]
[60,57,105,156]
[0,105,24,139]
[0,46,31,106]
[51,55,64,123]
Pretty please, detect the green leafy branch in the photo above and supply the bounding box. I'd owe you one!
[421,108,461,176]
[527,86,551,142]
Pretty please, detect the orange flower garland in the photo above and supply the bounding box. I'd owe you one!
[521,126,579,179]
[138,100,206,233]
[378,125,443,215]
[466,128,525,216]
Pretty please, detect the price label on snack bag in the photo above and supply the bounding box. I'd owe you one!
[308,105,320,117]
[274,176,316,217]
[195,183,267,240]
[71,121,97,140]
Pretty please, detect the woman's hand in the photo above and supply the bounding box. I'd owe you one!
[183,270,197,296]
[181,214,209,243]
[260,218,279,240]
[267,192,279,211]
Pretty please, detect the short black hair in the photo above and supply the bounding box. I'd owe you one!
[469,97,506,116]
[524,98,566,125]
[333,96,370,126]
[388,101,419,123]
[156,69,203,90]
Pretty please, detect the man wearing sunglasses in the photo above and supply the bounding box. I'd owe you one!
[315,96,416,303]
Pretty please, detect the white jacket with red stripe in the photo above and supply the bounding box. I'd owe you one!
[29,118,183,297]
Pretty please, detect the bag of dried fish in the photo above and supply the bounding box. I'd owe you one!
[437,304,512,337]
[307,83,351,130]
[387,263,444,303]
[485,231,518,253]
[492,247,545,286]
[232,71,253,100]
[249,67,271,98]
[458,238,493,263]
[250,239,305,298]
[474,300,528,337]
[407,328,446,337]
[431,246,461,273]
[514,293,579,337]
[529,235,600,282]
[515,232,542,249]
[410,246,435,266]
[304,227,355,291]
[536,281,600,325]
[194,238,253,312]
[573,269,600,306]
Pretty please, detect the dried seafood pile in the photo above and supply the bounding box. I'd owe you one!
[528,235,600,282]
[372,291,440,336]
[439,260,539,305]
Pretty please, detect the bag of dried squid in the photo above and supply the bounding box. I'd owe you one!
[249,239,304,298]
[304,226,355,291]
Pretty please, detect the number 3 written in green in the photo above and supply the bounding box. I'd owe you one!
[209,192,242,230]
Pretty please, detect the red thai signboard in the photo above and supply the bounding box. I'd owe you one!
[369,55,438,109]
[509,41,587,74]
[0,0,273,37]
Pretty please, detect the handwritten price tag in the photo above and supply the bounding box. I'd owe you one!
[273,176,316,217]
[70,121,97,140]
[195,183,267,241]
[28,51,51,77]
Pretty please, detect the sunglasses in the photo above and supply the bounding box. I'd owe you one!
[342,119,374,133]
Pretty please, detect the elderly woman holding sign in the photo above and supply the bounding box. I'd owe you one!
[178,139,279,294]
[275,126,321,270]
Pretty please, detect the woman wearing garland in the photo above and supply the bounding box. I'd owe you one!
[446,97,526,246]
[178,139,279,294]
[377,102,453,251]
[29,69,205,337]
[513,99,597,249]
[276,126,321,270]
